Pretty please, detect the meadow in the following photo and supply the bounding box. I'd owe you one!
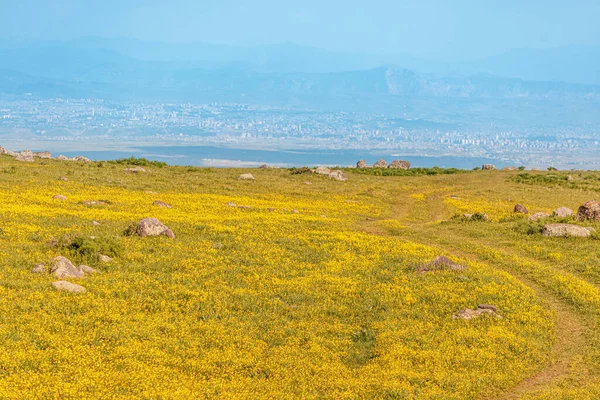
[1,156,600,399]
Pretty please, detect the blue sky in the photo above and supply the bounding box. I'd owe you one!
[1,0,599,59]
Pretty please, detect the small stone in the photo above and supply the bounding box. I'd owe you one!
[238,173,255,180]
[514,204,528,214]
[59,177,68,182]
[52,195,67,201]
[78,265,97,275]
[52,281,86,293]
[153,200,172,209]
[92,221,101,226]
[366,217,374,221]
[32,263,47,274]
[99,255,113,263]
[226,202,237,207]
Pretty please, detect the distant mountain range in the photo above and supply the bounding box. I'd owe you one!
[0,39,599,105]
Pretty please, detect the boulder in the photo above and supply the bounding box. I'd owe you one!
[553,207,573,218]
[78,265,97,275]
[32,263,47,274]
[388,160,410,169]
[52,281,86,294]
[0,145,6,155]
[125,167,146,173]
[313,167,331,175]
[136,218,175,239]
[52,195,67,201]
[373,159,387,168]
[328,170,348,181]
[56,155,68,161]
[514,204,528,214]
[16,150,35,162]
[454,306,502,320]
[529,212,550,221]
[99,255,113,263]
[419,256,465,273]
[356,160,368,168]
[73,156,91,163]
[6,151,17,157]
[542,224,594,238]
[578,200,600,221]
[153,200,172,209]
[238,173,255,180]
[50,256,85,279]
[482,164,496,170]
[34,151,53,159]
[258,164,268,169]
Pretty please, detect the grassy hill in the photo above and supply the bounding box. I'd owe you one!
[1,156,600,399]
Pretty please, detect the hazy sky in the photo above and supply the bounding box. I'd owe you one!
[1,0,599,59]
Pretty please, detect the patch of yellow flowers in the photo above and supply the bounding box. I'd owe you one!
[0,164,553,399]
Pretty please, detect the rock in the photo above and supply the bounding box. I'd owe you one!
[238,173,255,180]
[0,145,6,155]
[356,160,368,168]
[52,195,67,201]
[99,255,113,263]
[267,208,275,212]
[6,150,17,157]
[482,164,497,170]
[366,217,374,221]
[32,263,47,274]
[56,155,68,160]
[82,201,108,206]
[92,220,101,226]
[514,204,528,214]
[449,195,459,199]
[34,151,53,159]
[578,200,600,221]
[453,308,502,320]
[529,212,550,221]
[59,177,68,182]
[553,207,573,218]
[373,159,387,168]
[304,181,312,185]
[145,191,158,195]
[313,166,331,175]
[568,175,574,182]
[50,256,85,279]
[478,304,498,312]
[237,205,252,210]
[419,256,465,273]
[226,202,237,207]
[291,209,300,214]
[328,170,348,181]
[502,166,518,171]
[78,265,97,275]
[258,164,268,169]
[388,160,410,169]
[73,156,92,163]
[542,224,594,238]
[136,218,175,239]
[16,150,35,162]
[153,200,172,209]
[52,281,86,294]
[125,167,146,173]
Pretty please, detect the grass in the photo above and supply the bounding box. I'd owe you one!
[1,155,600,398]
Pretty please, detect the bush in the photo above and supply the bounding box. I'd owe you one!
[59,234,123,259]
[109,157,167,168]
[290,167,312,175]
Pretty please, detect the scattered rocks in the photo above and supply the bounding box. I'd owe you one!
[514,204,528,214]
[542,223,594,238]
[136,218,175,239]
[373,159,387,168]
[31,263,47,274]
[388,160,410,169]
[34,151,53,159]
[153,200,172,209]
[50,256,85,279]
[356,160,368,168]
[454,305,502,320]
[482,164,497,170]
[16,150,35,162]
[52,281,86,294]
[553,207,573,218]
[99,255,113,263]
[125,167,146,173]
[238,173,255,180]
[529,212,550,221]
[419,256,465,274]
[578,200,600,221]
[313,166,331,175]
[52,195,67,201]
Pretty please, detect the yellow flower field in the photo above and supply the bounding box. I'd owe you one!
[1,158,599,399]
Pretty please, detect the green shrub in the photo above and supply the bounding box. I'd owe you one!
[109,157,167,168]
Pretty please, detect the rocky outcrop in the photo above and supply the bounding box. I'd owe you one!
[388,160,410,169]
[578,201,600,221]
[16,150,35,162]
[373,159,387,168]
[542,224,594,238]
[356,160,368,168]
[136,218,175,239]
[34,151,53,159]
[482,164,496,170]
